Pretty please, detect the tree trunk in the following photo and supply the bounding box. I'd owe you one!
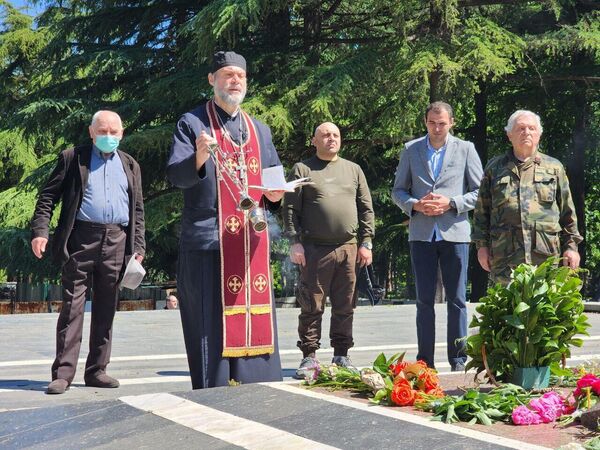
[303,1,322,66]
[469,80,489,302]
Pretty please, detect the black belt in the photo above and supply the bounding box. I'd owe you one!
[74,220,126,231]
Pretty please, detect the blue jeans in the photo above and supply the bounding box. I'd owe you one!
[410,240,468,369]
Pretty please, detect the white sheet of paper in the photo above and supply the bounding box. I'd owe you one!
[261,166,287,189]
[120,254,146,290]
[249,166,313,192]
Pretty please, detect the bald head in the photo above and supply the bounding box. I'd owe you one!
[90,110,123,129]
[312,122,341,161]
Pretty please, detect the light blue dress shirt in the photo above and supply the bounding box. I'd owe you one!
[425,135,448,242]
[76,146,129,226]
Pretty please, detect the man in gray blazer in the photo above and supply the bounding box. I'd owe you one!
[392,101,483,371]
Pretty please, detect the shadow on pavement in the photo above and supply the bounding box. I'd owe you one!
[0,380,47,392]
[155,370,188,376]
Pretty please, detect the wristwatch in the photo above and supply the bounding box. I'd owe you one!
[360,242,373,250]
[449,199,457,209]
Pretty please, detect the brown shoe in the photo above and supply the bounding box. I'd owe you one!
[84,373,120,388]
[46,379,69,394]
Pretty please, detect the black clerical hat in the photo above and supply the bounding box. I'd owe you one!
[211,51,247,73]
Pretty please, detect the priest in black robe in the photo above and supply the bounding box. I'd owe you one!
[167,51,283,389]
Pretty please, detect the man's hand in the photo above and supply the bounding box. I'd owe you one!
[477,247,491,272]
[195,130,215,170]
[31,237,48,259]
[290,243,306,266]
[357,246,372,268]
[135,254,144,264]
[412,192,433,214]
[413,192,451,216]
[263,190,285,203]
[420,193,451,216]
[563,249,580,270]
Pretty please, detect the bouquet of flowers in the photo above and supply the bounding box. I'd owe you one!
[512,392,573,425]
[380,355,445,406]
[302,352,444,407]
[416,384,538,425]
[556,372,600,425]
[510,370,600,426]
[572,373,600,408]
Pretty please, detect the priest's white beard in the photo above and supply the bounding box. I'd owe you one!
[214,85,246,107]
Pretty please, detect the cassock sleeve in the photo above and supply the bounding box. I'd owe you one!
[167,114,207,189]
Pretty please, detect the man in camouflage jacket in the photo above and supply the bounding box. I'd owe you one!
[472,110,582,284]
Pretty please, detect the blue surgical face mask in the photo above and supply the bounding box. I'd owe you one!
[95,135,120,153]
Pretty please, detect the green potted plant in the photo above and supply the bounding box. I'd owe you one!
[465,257,590,390]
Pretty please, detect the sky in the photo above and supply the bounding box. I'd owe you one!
[6,1,45,16]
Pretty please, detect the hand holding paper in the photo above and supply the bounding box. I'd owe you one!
[120,254,146,290]
[249,166,313,192]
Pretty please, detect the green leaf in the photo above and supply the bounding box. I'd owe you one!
[373,353,389,376]
[549,361,572,377]
[514,302,530,314]
[476,411,493,426]
[502,314,525,329]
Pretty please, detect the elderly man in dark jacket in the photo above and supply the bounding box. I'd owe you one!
[31,110,145,395]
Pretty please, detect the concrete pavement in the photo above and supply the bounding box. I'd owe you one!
[1,305,599,448]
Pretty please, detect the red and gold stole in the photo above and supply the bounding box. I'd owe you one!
[206,101,275,357]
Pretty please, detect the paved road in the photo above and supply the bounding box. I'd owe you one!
[1,305,599,449]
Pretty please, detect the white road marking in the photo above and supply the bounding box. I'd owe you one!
[118,375,190,386]
[3,338,600,368]
[0,407,39,412]
[264,382,551,450]
[0,354,188,368]
[120,392,339,450]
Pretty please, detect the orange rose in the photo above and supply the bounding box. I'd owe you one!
[416,369,439,391]
[403,360,429,380]
[391,378,416,406]
[425,387,445,398]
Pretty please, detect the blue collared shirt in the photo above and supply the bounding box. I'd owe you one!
[76,146,129,226]
[426,135,447,180]
[425,135,448,241]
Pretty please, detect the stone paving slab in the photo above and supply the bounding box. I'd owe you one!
[0,399,235,450]
[1,383,517,450]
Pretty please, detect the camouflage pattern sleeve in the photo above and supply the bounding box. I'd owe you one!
[556,165,583,253]
[472,166,492,249]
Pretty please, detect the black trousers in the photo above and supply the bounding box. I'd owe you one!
[52,221,126,383]
[177,249,282,389]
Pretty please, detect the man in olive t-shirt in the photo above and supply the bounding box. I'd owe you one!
[283,122,375,378]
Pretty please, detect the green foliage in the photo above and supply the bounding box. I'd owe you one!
[584,435,600,450]
[270,260,282,297]
[466,258,590,381]
[0,0,598,291]
[414,384,536,425]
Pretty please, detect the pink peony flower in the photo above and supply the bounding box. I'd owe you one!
[592,379,600,396]
[576,373,598,389]
[512,405,543,425]
[521,392,570,424]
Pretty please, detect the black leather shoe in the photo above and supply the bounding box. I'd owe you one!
[46,379,70,394]
[84,373,120,388]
